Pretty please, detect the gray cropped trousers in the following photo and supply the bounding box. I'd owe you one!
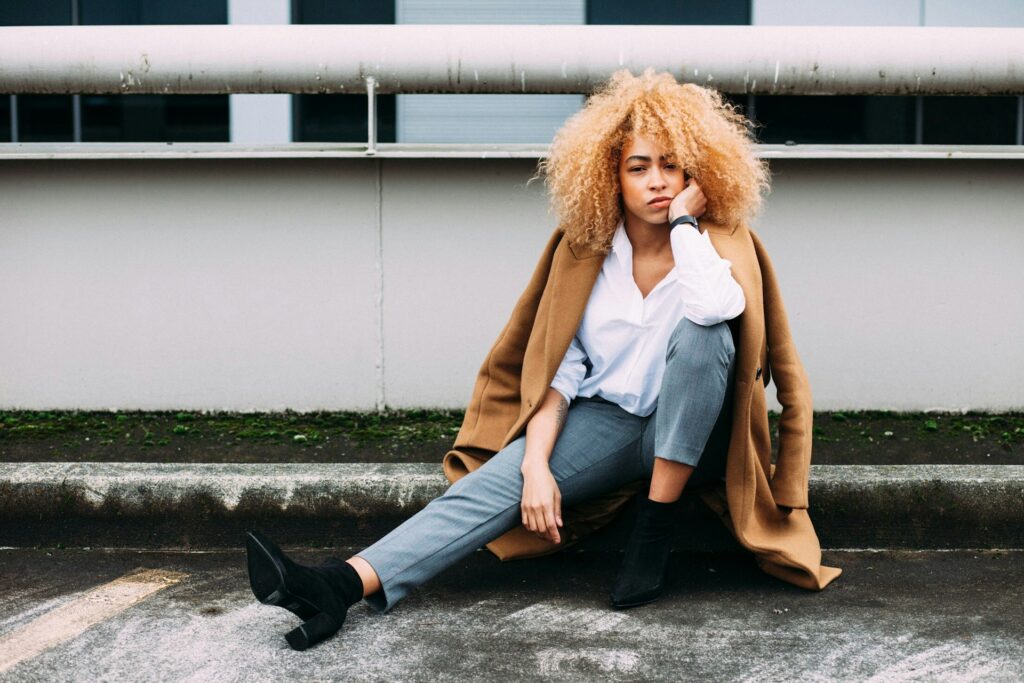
[356,315,737,614]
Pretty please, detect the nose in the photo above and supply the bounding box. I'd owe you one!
[648,167,667,190]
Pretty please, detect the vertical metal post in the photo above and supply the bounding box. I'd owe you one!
[71,0,81,142]
[366,74,384,411]
[366,75,377,154]
[8,95,16,142]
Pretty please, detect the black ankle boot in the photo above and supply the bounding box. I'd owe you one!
[609,496,680,609]
[245,529,365,651]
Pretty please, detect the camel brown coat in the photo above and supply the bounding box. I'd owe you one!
[442,219,842,591]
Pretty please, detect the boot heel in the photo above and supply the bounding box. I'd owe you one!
[284,611,342,651]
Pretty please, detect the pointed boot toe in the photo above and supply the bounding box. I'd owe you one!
[245,529,364,650]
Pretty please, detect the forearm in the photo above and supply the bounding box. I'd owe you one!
[521,387,570,471]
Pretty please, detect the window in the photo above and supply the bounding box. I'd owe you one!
[1,1,229,143]
[922,96,1019,145]
[587,0,749,25]
[751,95,916,144]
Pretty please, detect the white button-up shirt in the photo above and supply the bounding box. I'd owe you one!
[549,219,745,417]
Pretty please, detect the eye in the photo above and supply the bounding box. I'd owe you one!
[665,163,678,169]
[629,166,645,173]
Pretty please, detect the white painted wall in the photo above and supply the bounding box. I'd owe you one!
[0,157,1021,412]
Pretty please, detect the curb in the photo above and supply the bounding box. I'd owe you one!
[1,463,1022,550]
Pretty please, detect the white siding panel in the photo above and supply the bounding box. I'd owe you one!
[752,0,919,25]
[397,0,583,24]
[396,0,585,143]
[925,0,1024,26]
[397,94,585,144]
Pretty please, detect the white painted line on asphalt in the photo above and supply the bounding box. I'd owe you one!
[0,567,187,675]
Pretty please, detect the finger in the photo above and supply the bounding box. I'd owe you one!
[543,509,560,543]
[536,512,549,540]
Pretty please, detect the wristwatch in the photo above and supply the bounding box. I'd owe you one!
[670,214,700,232]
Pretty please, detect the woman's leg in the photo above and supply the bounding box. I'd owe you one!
[641,316,737,497]
[610,317,736,608]
[352,396,648,614]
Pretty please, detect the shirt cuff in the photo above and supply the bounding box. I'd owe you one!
[670,222,725,271]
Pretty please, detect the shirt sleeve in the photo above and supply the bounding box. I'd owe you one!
[549,333,588,404]
[670,225,746,326]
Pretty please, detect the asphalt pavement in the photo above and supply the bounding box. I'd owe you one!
[1,547,1021,682]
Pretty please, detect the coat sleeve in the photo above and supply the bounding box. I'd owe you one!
[750,228,812,510]
[452,226,563,454]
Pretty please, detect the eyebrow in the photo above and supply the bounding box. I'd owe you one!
[624,155,674,163]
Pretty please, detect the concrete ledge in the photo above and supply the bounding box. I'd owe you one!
[1,463,1021,550]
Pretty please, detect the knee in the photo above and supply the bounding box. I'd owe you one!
[666,317,735,365]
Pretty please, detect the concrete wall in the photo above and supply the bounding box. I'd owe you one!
[0,157,1021,412]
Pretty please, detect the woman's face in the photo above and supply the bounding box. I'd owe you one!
[617,134,686,226]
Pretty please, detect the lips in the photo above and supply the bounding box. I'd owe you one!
[648,198,671,207]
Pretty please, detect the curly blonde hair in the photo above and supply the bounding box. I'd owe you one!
[529,67,771,254]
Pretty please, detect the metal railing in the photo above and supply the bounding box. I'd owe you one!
[2,24,1023,152]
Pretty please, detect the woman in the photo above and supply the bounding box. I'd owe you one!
[245,67,811,651]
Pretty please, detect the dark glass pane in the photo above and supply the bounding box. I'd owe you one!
[293,0,396,142]
[80,0,226,24]
[0,96,11,141]
[588,0,748,24]
[922,96,1017,145]
[751,95,916,144]
[0,2,71,25]
[17,95,75,142]
[294,94,396,142]
[82,94,228,142]
[294,0,394,23]
[164,95,228,141]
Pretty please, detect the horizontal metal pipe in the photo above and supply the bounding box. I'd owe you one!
[3,142,1024,161]
[0,24,1022,96]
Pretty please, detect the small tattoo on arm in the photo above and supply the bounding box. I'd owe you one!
[555,397,568,430]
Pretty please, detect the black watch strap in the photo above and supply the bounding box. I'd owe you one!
[670,214,700,231]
